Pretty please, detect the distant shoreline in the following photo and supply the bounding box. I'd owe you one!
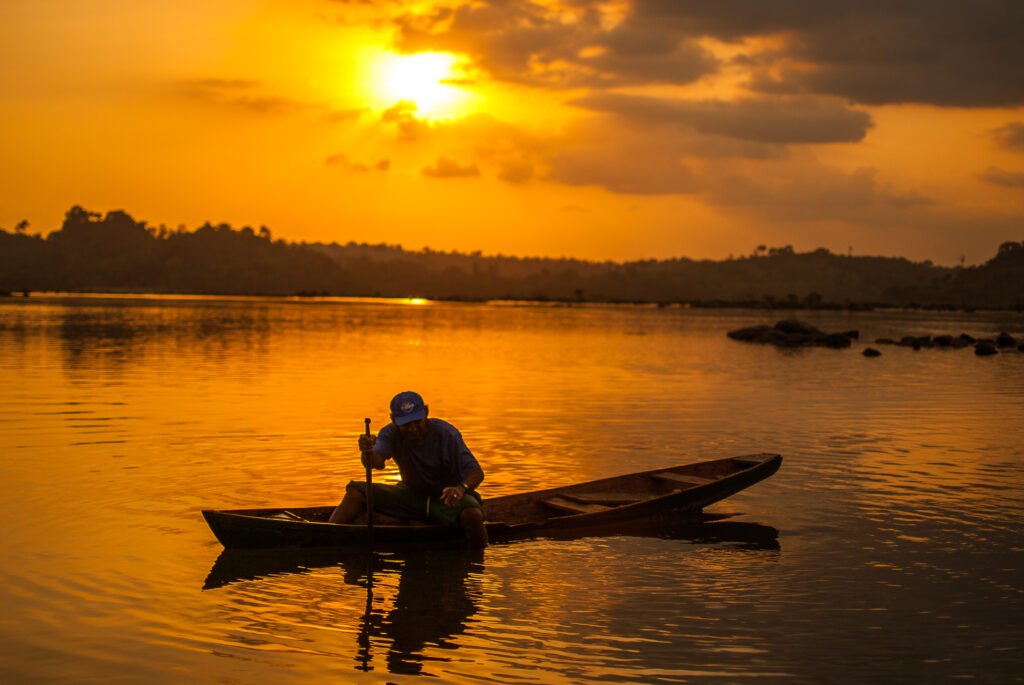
[5,289,1020,312]
[3,206,1023,310]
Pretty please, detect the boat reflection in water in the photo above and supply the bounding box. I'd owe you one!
[205,544,482,675]
[203,515,779,675]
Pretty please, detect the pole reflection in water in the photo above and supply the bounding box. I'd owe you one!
[356,549,373,673]
[202,517,779,676]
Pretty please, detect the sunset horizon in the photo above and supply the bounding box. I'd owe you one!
[3,1,1023,267]
[3,4,1023,681]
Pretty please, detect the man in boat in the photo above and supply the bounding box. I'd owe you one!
[329,391,489,547]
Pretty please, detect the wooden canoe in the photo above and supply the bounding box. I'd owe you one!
[202,453,782,549]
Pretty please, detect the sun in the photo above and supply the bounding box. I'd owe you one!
[370,52,470,118]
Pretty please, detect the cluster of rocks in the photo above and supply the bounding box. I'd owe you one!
[726,320,859,349]
[874,331,1021,356]
[728,320,1023,357]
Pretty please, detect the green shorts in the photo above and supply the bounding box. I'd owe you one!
[347,480,483,528]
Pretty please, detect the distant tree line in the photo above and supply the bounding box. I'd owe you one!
[1,206,1022,308]
[0,207,349,296]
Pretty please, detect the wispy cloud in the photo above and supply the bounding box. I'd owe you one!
[177,77,318,115]
[421,156,480,178]
[326,107,366,123]
[978,166,1024,189]
[326,153,390,172]
[381,100,429,140]
[991,122,1024,153]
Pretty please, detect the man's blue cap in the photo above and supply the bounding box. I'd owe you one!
[390,391,427,425]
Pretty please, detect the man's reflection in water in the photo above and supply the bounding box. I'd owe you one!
[377,548,482,675]
[205,545,483,675]
[342,547,482,675]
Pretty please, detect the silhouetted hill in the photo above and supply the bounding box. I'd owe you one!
[1,207,349,296]
[1,206,1022,308]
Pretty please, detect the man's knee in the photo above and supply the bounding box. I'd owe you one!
[329,482,367,524]
[459,506,484,527]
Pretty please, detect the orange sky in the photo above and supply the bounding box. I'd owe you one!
[1,0,1023,264]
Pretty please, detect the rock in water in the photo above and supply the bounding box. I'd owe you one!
[996,332,1017,348]
[823,333,852,349]
[863,348,882,357]
[728,320,853,349]
[727,325,777,343]
[975,342,998,356]
[774,320,822,336]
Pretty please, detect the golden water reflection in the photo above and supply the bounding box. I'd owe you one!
[203,518,780,677]
[1,295,1022,683]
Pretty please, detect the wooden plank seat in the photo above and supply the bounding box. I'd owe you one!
[540,496,611,515]
[268,510,304,521]
[560,492,649,506]
[651,471,717,488]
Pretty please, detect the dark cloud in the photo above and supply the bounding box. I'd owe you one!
[383,1,1024,107]
[572,93,873,144]
[421,156,480,178]
[325,153,390,172]
[177,78,315,114]
[991,122,1024,153]
[626,0,1024,107]
[394,0,717,88]
[978,166,1024,189]
[536,110,931,216]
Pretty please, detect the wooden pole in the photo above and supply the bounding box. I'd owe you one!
[363,417,373,542]
[358,417,375,669]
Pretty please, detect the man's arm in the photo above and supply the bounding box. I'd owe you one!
[461,466,484,491]
[361,450,387,470]
[358,432,388,470]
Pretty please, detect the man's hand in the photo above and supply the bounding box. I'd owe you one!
[441,484,466,507]
[358,433,376,453]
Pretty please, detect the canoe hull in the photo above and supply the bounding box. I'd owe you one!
[203,453,782,549]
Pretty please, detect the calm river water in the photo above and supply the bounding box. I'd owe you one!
[1,294,1022,684]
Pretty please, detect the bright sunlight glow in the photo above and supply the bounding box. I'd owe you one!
[371,52,469,118]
